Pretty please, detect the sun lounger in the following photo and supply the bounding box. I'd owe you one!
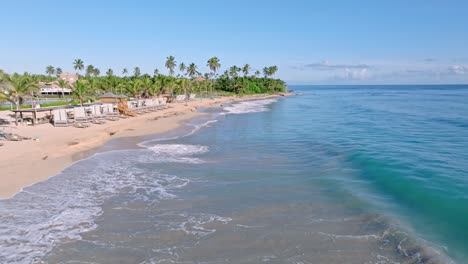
[53,109,74,127]
[73,107,91,123]
[90,105,106,124]
[158,98,169,109]
[102,104,119,121]
[2,132,23,141]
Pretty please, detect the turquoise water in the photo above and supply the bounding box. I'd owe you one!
[0,85,467,263]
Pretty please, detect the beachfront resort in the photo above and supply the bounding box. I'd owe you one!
[0,57,286,142]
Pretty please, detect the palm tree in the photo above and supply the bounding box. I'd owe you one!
[85,65,95,76]
[126,79,142,98]
[165,56,177,76]
[0,73,39,109]
[270,66,278,77]
[187,63,197,79]
[153,68,159,76]
[207,57,221,75]
[254,70,261,77]
[46,65,55,76]
[242,64,250,76]
[176,78,192,98]
[93,68,100,77]
[56,79,69,98]
[105,76,119,93]
[140,78,154,98]
[73,59,84,73]
[106,68,114,77]
[134,67,141,78]
[56,67,63,76]
[122,68,128,76]
[263,67,270,78]
[179,63,186,75]
[117,79,128,94]
[229,66,240,78]
[73,80,89,106]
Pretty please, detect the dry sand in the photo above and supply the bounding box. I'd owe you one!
[0,95,277,199]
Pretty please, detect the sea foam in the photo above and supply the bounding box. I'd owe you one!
[0,142,208,263]
[223,98,278,114]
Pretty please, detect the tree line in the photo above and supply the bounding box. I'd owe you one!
[1,56,286,109]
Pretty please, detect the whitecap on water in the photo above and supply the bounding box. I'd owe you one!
[223,99,278,114]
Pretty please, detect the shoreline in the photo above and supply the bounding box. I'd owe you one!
[0,94,279,199]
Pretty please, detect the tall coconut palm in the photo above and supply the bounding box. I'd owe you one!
[46,65,55,76]
[0,73,39,109]
[122,68,128,76]
[179,63,186,75]
[73,59,84,73]
[134,67,141,78]
[56,67,63,76]
[72,80,89,106]
[93,68,100,77]
[254,70,261,77]
[56,79,69,97]
[207,57,221,75]
[269,66,278,77]
[187,63,197,79]
[263,67,270,77]
[106,68,114,77]
[85,65,95,76]
[176,78,190,96]
[229,66,240,78]
[105,76,119,93]
[117,79,128,94]
[242,64,250,76]
[140,78,154,98]
[126,79,142,98]
[153,68,159,76]
[165,56,177,76]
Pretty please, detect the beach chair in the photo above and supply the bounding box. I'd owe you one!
[129,101,143,114]
[73,107,91,123]
[53,109,73,127]
[158,97,169,109]
[102,104,119,121]
[151,99,161,110]
[148,99,159,111]
[2,132,23,141]
[90,105,106,124]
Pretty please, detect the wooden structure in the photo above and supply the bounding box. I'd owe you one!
[11,106,71,126]
[100,92,127,103]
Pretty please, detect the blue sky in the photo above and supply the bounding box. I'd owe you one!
[1,0,468,84]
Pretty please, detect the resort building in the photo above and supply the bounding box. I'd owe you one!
[39,82,72,95]
[58,72,78,84]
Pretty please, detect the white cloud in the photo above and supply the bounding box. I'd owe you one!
[343,68,369,80]
[448,65,468,75]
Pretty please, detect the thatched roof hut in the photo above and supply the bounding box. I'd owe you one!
[100,92,127,103]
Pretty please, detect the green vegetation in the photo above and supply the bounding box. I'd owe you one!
[0,100,73,111]
[0,56,287,110]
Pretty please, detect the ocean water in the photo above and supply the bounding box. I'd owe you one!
[1,85,468,263]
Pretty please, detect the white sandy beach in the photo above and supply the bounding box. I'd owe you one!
[0,95,277,199]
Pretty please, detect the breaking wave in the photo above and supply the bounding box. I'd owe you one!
[0,142,209,263]
[223,98,278,114]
